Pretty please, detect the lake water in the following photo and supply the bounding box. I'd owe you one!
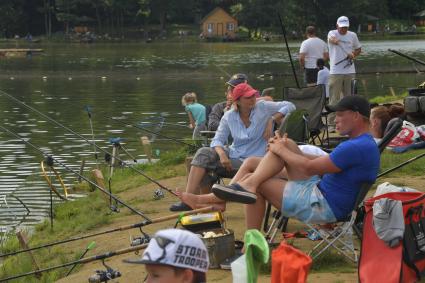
[0,39,424,229]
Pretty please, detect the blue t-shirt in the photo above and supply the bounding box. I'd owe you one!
[319,133,380,220]
[185,103,206,125]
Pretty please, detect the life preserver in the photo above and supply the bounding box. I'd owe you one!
[40,161,68,200]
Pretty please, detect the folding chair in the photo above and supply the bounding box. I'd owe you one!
[264,118,404,260]
[283,85,328,146]
[307,118,404,262]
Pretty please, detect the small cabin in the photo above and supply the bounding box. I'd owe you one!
[200,7,238,39]
[413,10,425,26]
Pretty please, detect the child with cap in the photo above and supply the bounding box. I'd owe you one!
[181,92,207,140]
[125,228,209,283]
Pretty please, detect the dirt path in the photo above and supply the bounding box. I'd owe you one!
[50,175,369,282]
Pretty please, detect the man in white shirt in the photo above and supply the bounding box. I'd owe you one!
[299,26,329,86]
[316,58,330,99]
[327,16,361,131]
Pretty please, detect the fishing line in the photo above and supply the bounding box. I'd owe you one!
[0,124,151,221]
[0,89,179,196]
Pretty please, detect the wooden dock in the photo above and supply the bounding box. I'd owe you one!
[0,48,44,58]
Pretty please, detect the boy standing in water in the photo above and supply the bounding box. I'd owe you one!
[182,92,207,139]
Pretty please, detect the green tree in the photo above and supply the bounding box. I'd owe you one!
[0,1,27,37]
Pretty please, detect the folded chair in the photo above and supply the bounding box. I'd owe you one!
[265,118,404,261]
[282,85,328,146]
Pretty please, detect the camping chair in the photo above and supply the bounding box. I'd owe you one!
[282,85,328,146]
[265,118,404,261]
[307,118,404,262]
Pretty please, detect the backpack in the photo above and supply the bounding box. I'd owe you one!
[359,192,425,283]
[278,109,309,143]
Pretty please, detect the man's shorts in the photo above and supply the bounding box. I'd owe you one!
[281,175,337,224]
[304,68,319,84]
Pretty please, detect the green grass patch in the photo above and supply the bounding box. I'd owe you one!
[310,250,356,273]
[369,91,407,104]
[380,148,425,177]
[0,147,190,282]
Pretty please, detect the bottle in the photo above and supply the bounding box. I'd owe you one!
[231,254,247,283]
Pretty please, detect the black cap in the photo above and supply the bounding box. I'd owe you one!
[226,73,248,87]
[325,96,370,118]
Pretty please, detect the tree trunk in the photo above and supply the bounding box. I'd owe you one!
[159,11,166,32]
[95,3,102,34]
[44,0,48,37]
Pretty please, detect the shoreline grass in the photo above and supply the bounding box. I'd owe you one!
[0,147,189,282]
[1,139,425,281]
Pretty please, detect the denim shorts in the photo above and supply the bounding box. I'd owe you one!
[281,175,337,224]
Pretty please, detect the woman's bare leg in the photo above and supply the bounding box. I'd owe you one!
[230,157,262,184]
[176,191,226,211]
[238,138,303,193]
[245,178,286,230]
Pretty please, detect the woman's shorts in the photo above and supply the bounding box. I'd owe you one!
[281,175,337,224]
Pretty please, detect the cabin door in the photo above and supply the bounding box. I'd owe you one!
[217,23,223,36]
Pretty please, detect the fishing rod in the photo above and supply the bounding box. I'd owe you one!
[0,243,149,282]
[0,207,213,282]
[389,49,425,67]
[104,113,196,149]
[85,106,99,168]
[0,89,179,196]
[0,125,150,221]
[0,206,212,258]
[277,12,300,88]
[377,151,425,179]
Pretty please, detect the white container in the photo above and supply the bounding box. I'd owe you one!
[231,254,247,283]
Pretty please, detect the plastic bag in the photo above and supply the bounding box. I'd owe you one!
[387,121,420,148]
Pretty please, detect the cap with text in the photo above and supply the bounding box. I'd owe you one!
[337,16,350,28]
[124,228,209,273]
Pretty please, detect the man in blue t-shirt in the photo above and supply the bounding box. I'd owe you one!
[208,95,379,228]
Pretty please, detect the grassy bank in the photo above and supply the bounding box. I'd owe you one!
[0,148,188,282]
[1,141,425,282]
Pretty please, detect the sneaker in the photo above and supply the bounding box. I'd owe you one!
[169,202,192,212]
[212,183,257,204]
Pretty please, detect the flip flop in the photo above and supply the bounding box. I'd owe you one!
[212,183,257,204]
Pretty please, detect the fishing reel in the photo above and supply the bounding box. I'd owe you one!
[88,260,121,283]
[153,188,165,200]
[130,228,151,251]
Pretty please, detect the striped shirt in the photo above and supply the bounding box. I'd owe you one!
[210,100,295,160]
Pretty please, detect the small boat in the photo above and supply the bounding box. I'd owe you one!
[0,48,44,58]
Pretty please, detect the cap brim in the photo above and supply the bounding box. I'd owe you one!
[338,24,349,27]
[226,78,245,87]
[325,104,347,113]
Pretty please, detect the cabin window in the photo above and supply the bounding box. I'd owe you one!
[226,22,234,31]
[207,23,214,33]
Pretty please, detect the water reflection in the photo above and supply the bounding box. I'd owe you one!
[0,40,424,230]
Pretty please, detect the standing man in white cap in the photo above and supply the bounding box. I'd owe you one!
[327,16,362,132]
[124,228,209,283]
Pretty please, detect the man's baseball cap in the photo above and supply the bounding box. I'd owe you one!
[337,16,350,28]
[325,95,371,118]
[124,228,209,273]
[231,83,259,101]
[226,73,248,87]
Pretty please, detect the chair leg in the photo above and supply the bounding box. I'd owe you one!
[307,221,357,262]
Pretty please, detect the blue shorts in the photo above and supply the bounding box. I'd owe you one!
[281,176,337,224]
